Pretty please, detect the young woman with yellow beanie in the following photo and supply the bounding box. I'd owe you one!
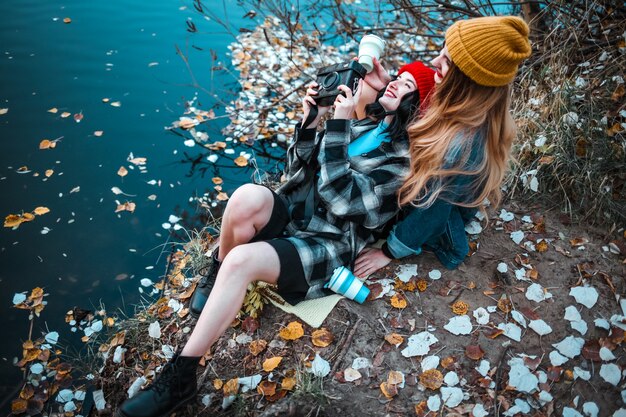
[354,16,532,277]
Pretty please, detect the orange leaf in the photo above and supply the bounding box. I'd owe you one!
[419,369,443,390]
[4,214,23,228]
[213,379,223,390]
[279,321,304,341]
[249,339,267,356]
[281,376,296,391]
[451,300,469,315]
[311,328,334,347]
[234,156,248,167]
[128,157,147,165]
[11,399,27,414]
[115,202,136,213]
[222,378,239,396]
[63,17,71,23]
[33,207,50,216]
[262,356,283,372]
[416,279,428,292]
[387,370,404,386]
[216,192,229,201]
[212,177,223,185]
[39,140,53,150]
[60,112,71,118]
[117,166,128,177]
[257,380,277,396]
[384,333,404,347]
[94,130,104,137]
[497,295,512,313]
[45,169,54,177]
[390,293,407,309]
[47,107,58,113]
[21,213,35,222]
[380,381,398,398]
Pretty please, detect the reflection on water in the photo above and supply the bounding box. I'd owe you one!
[0,0,268,404]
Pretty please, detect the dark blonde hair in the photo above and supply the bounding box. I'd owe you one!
[399,63,515,209]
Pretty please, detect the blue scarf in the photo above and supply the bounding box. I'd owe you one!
[347,121,390,158]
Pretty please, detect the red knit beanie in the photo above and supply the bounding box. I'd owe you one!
[398,61,436,110]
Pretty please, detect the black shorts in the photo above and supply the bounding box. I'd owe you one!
[249,188,309,304]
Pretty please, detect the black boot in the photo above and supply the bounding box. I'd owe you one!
[189,249,221,318]
[116,354,200,417]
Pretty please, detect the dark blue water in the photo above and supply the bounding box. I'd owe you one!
[0,0,261,402]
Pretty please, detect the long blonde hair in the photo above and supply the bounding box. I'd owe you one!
[398,63,515,209]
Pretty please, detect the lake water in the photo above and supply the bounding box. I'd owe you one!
[0,0,265,404]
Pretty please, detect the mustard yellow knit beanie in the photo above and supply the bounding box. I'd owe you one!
[445,16,531,87]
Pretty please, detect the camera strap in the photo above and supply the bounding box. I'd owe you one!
[302,104,319,130]
[382,110,397,117]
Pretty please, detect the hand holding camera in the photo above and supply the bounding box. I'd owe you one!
[333,83,359,120]
[302,81,331,129]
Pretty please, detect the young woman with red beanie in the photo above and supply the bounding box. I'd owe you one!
[354,16,532,277]
[115,61,435,417]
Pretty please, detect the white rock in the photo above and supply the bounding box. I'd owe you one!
[510,230,525,244]
[427,394,441,411]
[444,315,473,335]
[421,355,440,372]
[440,386,464,407]
[553,335,584,358]
[473,307,490,325]
[582,402,599,417]
[569,286,599,309]
[549,350,569,366]
[599,363,621,386]
[127,376,146,398]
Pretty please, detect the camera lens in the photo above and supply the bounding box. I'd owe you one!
[322,72,340,90]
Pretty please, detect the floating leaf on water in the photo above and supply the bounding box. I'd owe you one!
[39,139,56,149]
[110,101,121,107]
[234,155,248,167]
[47,107,58,113]
[45,169,54,177]
[117,166,128,177]
[73,112,83,123]
[115,202,136,213]
[60,112,71,118]
[94,130,103,136]
[63,17,71,23]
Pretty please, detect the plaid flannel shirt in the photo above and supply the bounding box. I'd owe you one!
[276,119,410,299]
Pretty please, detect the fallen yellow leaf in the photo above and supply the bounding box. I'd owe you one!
[4,214,23,228]
[60,112,71,118]
[63,17,71,23]
[390,293,407,309]
[281,376,296,391]
[212,177,223,185]
[45,169,54,177]
[262,356,283,372]
[47,108,58,113]
[419,369,443,390]
[257,381,277,396]
[117,166,128,177]
[311,328,334,347]
[279,321,304,341]
[222,378,239,396]
[384,333,404,347]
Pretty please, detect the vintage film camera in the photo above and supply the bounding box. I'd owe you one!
[314,61,367,106]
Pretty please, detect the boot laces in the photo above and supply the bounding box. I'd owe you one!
[151,362,180,396]
[198,261,218,288]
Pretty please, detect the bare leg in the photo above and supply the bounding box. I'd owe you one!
[217,184,275,261]
[181,241,280,356]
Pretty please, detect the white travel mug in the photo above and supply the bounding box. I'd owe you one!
[358,34,385,74]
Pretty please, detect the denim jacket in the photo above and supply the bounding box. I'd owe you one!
[382,130,485,269]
